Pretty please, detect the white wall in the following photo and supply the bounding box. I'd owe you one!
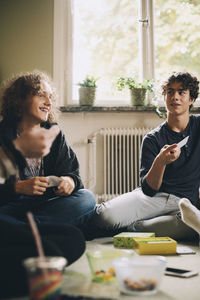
[58,111,163,194]
[0,0,53,84]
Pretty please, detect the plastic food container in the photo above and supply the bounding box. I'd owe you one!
[86,249,133,283]
[113,256,166,295]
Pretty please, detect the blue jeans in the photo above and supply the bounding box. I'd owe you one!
[0,189,96,226]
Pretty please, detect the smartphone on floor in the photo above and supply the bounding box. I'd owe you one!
[165,267,199,278]
[176,246,196,255]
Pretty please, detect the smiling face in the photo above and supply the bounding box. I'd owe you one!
[164,81,195,116]
[22,81,53,124]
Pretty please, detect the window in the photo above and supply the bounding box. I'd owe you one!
[154,0,200,106]
[154,0,200,79]
[73,0,139,103]
[54,0,200,106]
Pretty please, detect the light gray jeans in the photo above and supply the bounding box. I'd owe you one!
[93,187,197,240]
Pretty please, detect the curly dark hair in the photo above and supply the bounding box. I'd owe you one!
[161,72,199,100]
[0,70,59,123]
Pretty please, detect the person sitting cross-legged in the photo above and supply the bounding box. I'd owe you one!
[90,71,200,241]
[0,70,96,227]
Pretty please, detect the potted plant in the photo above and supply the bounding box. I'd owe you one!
[77,76,98,106]
[116,77,154,106]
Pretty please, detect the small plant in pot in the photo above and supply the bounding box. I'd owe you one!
[116,77,154,106]
[78,76,98,106]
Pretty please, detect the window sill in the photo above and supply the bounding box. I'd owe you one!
[59,105,200,117]
[59,105,157,113]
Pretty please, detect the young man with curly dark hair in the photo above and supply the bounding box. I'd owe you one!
[91,71,200,240]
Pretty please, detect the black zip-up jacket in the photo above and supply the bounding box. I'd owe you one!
[0,120,83,206]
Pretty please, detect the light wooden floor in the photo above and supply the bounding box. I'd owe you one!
[10,237,200,300]
[62,237,200,300]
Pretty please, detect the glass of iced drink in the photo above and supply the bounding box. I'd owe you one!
[23,256,67,300]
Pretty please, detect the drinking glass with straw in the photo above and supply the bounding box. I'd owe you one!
[23,212,67,300]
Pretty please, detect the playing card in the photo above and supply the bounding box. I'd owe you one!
[176,136,189,150]
[47,175,61,187]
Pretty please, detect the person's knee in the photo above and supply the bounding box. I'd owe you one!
[91,203,121,230]
[75,189,96,209]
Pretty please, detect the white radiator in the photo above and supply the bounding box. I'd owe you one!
[88,127,152,203]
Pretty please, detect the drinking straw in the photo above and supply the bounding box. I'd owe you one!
[27,212,46,260]
[26,211,50,283]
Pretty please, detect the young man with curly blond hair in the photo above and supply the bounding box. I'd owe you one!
[0,70,96,226]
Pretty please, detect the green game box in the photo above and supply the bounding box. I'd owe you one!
[113,232,155,249]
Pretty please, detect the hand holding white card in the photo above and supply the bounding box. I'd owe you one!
[175,136,189,150]
[47,176,61,187]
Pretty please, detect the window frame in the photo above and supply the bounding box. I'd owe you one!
[53,0,155,106]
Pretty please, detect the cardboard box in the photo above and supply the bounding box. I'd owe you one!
[133,237,177,255]
[113,232,155,249]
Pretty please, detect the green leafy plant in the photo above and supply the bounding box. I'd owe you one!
[151,81,167,119]
[78,76,98,88]
[116,77,154,92]
[152,96,167,119]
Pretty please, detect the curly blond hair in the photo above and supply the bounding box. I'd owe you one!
[0,70,59,123]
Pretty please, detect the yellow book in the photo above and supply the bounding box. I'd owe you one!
[133,237,177,255]
[113,232,155,249]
